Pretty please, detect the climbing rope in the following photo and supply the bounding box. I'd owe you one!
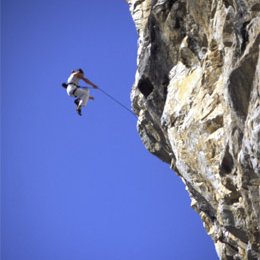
[97,87,138,119]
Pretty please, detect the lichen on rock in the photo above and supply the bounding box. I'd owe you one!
[127,0,260,259]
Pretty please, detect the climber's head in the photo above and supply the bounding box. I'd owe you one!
[78,68,84,74]
[71,68,84,75]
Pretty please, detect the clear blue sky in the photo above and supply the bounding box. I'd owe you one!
[2,0,218,259]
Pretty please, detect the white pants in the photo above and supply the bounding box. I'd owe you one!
[74,87,90,107]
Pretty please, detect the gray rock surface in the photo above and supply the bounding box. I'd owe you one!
[127,0,260,259]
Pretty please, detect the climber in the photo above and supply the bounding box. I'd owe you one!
[62,68,98,116]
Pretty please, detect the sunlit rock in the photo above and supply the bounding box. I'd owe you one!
[127,0,260,258]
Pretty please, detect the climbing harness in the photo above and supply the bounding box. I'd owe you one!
[62,82,89,97]
[62,82,80,88]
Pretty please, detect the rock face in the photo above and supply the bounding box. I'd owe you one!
[127,0,260,259]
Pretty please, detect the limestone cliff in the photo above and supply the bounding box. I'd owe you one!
[127,0,260,259]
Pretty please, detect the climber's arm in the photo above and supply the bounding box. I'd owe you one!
[82,77,98,89]
[74,71,98,88]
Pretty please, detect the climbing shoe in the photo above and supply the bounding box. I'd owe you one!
[76,106,82,116]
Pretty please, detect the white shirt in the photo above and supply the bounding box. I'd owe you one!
[66,73,80,96]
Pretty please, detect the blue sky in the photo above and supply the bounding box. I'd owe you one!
[2,0,218,259]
